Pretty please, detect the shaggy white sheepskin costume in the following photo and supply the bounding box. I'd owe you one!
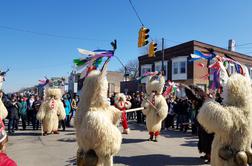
[197,73,252,166]
[114,93,131,134]
[0,74,4,91]
[0,98,7,120]
[74,62,122,166]
[36,88,66,135]
[0,76,7,120]
[141,74,168,142]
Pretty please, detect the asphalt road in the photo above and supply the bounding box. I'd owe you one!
[7,122,210,166]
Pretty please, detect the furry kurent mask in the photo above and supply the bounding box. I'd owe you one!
[222,73,252,108]
[114,93,126,103]
[146,73,165,95]
[0,69,9,90]
[44,88,62,110]
[80,58,110,107]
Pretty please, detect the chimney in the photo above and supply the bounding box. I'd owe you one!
[228,39,236,51]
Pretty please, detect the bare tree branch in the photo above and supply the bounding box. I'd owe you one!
[118,59,139,80]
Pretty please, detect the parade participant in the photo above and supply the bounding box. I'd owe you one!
[36,88,66,136]
[141,73,168,142]
[0,120,17,166]
[0,71,8,120]
[114,93,131,134]
[0,69,8,91]
[0,91,8,120]
[75,59,122,166]
[197,74,252,166]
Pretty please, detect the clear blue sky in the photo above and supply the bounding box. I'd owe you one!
[1,0,252,92]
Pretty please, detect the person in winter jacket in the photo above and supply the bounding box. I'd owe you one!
[19,97,27,130]
[32,96,42,130]
[63,95,71,127]
[6,95,19,135]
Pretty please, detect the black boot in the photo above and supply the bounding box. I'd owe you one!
[153,136,158,142]
[83,150,98,166]
[148,135,153,141]
[77,148,84,166]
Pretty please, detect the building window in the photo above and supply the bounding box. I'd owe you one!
[155,64,161,72]
[173,62,178,74]
[172,56,188,80]
[172,61,187,74]
[141,68,151,75]
[140,64,152,83]
[155,61,168,80]
[209,59,215,81]
[180,62,186,73]
[141,64,152,76]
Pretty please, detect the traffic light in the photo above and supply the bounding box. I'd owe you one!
[111,39,117,51]
[149,42,157,57]
[138,27,150,47]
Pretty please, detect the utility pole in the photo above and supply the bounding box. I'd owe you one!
[161,38,165,75]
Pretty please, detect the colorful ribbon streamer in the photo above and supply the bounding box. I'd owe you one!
[190,50,216,61]
[74,48,114,79]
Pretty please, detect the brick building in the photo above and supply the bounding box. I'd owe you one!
[138,40,252,91]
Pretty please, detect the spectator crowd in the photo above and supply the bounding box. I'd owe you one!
[0,90,79,135]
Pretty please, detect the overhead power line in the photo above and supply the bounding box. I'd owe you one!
[236,42,252,47]
[0,25,110,42]
[244,51,252,54]
[128,0,145,26]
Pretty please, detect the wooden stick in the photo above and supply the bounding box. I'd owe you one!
[142,97,158,110]
[125,107,144,113]
[41,120,43,136]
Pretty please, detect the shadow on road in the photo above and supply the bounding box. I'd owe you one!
[180,140,198,147]
[58,137,76,142]
[128,122,146,131]
[65,132,76,136]
[8,132,41,137]
[122,138,147,144]
[114,154,204,166]
[161,130,197,139]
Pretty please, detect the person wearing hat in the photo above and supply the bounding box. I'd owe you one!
[0,120,17,166]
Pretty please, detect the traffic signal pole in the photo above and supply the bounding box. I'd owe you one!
[161,38,165,75]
